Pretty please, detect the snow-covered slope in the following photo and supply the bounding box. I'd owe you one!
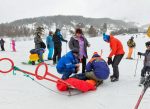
[0,33,150,109]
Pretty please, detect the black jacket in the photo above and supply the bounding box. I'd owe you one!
[52,33,67,48]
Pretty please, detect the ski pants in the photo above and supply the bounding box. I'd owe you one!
[37,51,44,62]
[53,46,62,63]
[1,45,5,51]
[48,47,54,59]
[141,66,150,77]
[81,56,87,74]
[85,71,102,82]
[12,44,16,52]
[127,47,133,58]
[112,54,124,79]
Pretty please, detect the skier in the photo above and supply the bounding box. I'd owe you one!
[103,33,125,82]
[56,48,80,80]
[11,39,16,52]
[69,28,90,73]
[46,31,54,60]
[137,41,150,85]
[126,36,136,59]
[0,38,5,51]
[52,28,67,65]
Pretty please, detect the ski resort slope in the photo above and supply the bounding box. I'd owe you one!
[0,34,150,109]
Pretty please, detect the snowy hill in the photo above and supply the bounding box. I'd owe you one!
[0,33,150,109]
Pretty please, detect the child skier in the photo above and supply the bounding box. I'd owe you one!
[0,38,5,51]
[56,48,80,80]
[11,39,16,52]
[138,41,150,85]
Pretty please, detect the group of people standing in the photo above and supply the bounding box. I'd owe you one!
[44,28,125,85]
[34,26,149,86]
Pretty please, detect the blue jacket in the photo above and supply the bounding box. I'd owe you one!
[46,35,54,48]
[56,51,79,73]
[86,54,110,80]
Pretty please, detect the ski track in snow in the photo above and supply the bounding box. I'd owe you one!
[0,34,150,109]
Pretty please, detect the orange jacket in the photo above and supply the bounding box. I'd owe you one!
[108,35,125,58]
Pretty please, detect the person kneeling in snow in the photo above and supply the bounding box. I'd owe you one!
[28,48,45,65]
[85,52,110,86]
[72,52,110,86]
[56,48,80,80]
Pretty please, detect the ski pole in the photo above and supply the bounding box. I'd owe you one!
[134,47,136,59]
[134,74,150,109]
[134,87,147,109]
[134,55,140,77]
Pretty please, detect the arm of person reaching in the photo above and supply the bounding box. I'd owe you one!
[86,61,93,72]
[59,35,67,43]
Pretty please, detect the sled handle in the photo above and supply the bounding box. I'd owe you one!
[35,62,75,87]
[0,58,14,73]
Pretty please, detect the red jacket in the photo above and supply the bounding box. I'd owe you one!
[108,35,125,58]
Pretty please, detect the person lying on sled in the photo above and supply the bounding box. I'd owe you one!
[72,52,110,86]
[56,48,80,80]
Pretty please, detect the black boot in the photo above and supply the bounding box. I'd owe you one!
[31,61,35,65]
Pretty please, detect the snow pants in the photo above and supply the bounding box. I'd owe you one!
[47,47,54,59]
[127,47,133,59]
[53,46,62,64]
[112,54,124,79]
[141,66,150,77]
[12,44,16,52]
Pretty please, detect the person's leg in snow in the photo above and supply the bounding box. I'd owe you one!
[111,54,124,82]
[85,71,103,86]
[81,56,86,74]
[139,66,150,85]
[48,47,53,60]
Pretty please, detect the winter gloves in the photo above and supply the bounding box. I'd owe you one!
[137,52,142,56]
[107,57,113,65]
[65,40,68,43]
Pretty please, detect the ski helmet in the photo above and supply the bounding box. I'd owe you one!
[103,33,110,42]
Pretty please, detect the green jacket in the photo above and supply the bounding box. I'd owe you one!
[127,39,136,48]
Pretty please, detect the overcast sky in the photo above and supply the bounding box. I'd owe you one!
[0,0,149,25]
